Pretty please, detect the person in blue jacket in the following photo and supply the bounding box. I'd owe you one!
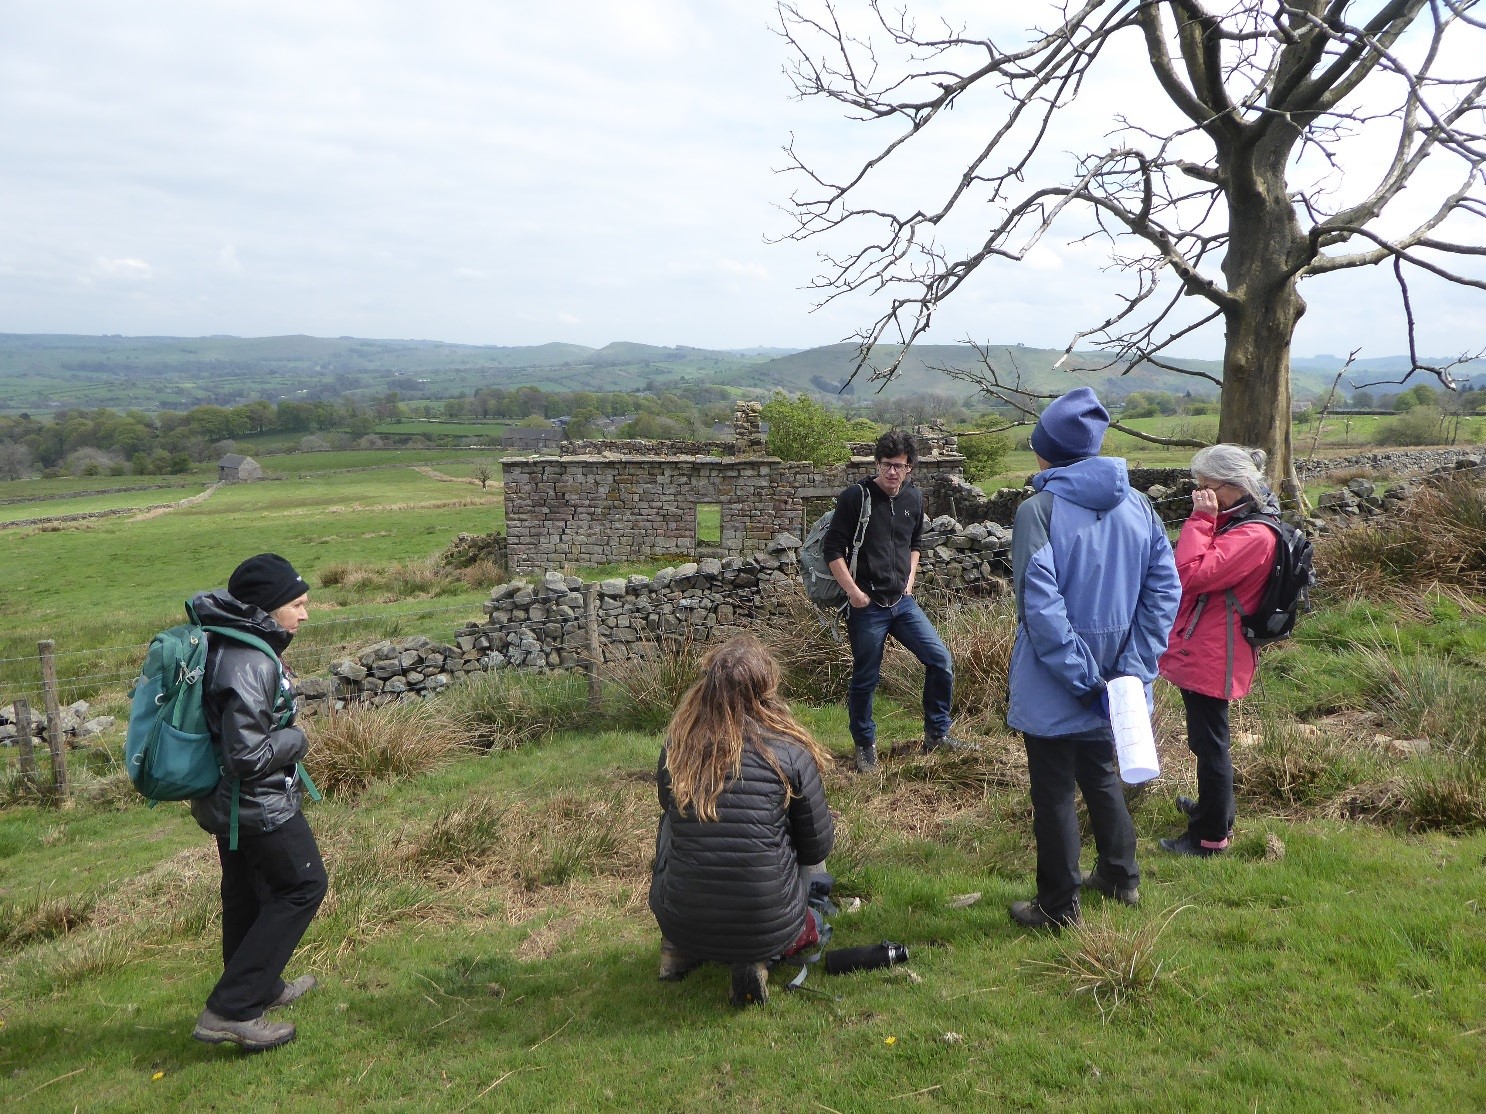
[1006,388,1180,929]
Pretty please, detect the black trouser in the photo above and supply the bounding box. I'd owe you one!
[207,811,328,1021]
[1023,728,1139,920]
[1180,688,1234,845]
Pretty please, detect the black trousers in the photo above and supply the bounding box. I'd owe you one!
[207,811,328,1021]
[1180,687,1235,845]
[1023,729,1139,919]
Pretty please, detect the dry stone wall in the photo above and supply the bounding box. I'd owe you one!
[307,516,1012,711]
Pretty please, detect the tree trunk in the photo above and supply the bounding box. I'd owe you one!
[1219,284,1303,502]
[1217,130,1311,506]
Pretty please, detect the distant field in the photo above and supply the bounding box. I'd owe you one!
[0,465,506,706]
[0,486,211,524]
[372,420,512,437]
[265,449,505,473]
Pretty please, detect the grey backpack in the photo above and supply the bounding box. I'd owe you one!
[800,481,872,610]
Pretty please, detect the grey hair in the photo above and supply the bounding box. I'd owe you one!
[1190,443,1269,504]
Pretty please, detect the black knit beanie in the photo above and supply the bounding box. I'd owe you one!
[228,553,310,613]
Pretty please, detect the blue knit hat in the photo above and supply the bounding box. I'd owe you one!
[1030,387,1109,465]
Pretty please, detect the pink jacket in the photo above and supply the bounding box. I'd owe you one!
[1158,509,1277,700]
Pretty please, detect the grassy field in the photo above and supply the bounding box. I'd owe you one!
[3,440,1486,1109]
[0,463,505,709]
[0,676,1482,1111]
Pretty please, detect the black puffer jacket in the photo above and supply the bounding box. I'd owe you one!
[648,733,834,964]
[188,590,309,838]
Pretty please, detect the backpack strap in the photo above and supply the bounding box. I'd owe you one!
[845,479,873,585]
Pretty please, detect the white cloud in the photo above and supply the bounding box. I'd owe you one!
[92,257,152,281]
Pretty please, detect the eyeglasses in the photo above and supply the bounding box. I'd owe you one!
[877,462,911,473]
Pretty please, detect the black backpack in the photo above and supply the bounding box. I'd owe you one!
[1220,512,1315,646]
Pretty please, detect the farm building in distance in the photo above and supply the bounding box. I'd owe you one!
[216,454,263,483]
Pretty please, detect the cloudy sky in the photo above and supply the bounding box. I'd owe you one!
[0,0,1481,359]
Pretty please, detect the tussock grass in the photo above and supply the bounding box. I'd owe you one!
[441,670,592,749]
[0,891,94,951]
[1319,473,1486,601]
[1031,905,1190,1021]
[414,790,651,893]
[757,591,857,701]
[318,555,501,602]
[302,701,476,797]
[605,641,705,732]
[880,596,1016,733]
[1401,759,1486,833]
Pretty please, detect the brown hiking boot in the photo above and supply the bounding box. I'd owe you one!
[266,974,317,1011]
[1081,870,1140,907]
[1008,899,1080,931]
[729,962,770,1007]
[192,1008,296,1051]
[658,937,702,982]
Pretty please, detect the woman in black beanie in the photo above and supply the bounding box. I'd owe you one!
[188,553,327,1052]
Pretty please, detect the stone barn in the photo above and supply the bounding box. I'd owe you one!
[500,404,966,574]
[217,454,264,483]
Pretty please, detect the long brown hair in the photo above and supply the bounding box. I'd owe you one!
[663,635,831,822]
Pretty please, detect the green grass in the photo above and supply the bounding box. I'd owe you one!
[0,487,214,524]
[0,466,505,705]
[0,709,1483,1111]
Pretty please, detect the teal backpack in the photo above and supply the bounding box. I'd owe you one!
[126,600,320,849]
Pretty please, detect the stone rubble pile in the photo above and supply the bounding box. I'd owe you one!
[0,700,115,745]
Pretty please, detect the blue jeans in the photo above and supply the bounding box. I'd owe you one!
[845,596,953,748]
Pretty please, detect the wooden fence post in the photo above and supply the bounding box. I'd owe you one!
[38,640,68,797]
[585,584,602,712]
[14,697,37,794]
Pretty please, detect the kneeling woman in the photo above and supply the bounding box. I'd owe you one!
[648,636,834,1007]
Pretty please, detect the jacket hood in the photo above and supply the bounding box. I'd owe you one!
[1031,455,1129,513]
[188,589,293,653]
[1219,488,1282,522]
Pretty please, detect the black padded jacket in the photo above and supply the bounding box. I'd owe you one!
[648,733,835,964]
[187,590,310,838]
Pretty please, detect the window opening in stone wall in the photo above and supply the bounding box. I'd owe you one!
[695,503,722,548]
[802,497,835,539]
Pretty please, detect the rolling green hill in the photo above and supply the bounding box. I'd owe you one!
[2,332,1476,416]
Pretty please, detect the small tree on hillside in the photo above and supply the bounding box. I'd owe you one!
[779,1,1486,500]
[0,440,32,480]
[762,393,852,465]
[474,463,494,490]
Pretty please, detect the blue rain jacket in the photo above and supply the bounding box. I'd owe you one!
[1007,456,1180,737]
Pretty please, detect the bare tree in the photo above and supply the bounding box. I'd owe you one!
[779,0,1486,498]
[0,440,31,481]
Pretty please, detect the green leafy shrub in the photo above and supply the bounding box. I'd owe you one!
[761,393,851,465]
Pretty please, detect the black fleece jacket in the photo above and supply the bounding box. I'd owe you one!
[821,476,924,606]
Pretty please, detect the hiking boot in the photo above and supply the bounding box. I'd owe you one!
[1080,870,1139,907]
[1159,832,1229,857]
[854,743,879,773]
[1176,797,1234,839]
[729,962,770,1007]
[192,1008,296,1051]
[658,937,702,982]
[922,734,979,755]
[266,975,317,1011]
[1008,899,1080,931]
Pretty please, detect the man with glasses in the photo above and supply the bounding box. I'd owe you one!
[824,430,958,773]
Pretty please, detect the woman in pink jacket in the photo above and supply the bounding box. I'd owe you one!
[1158,445,1278,857]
